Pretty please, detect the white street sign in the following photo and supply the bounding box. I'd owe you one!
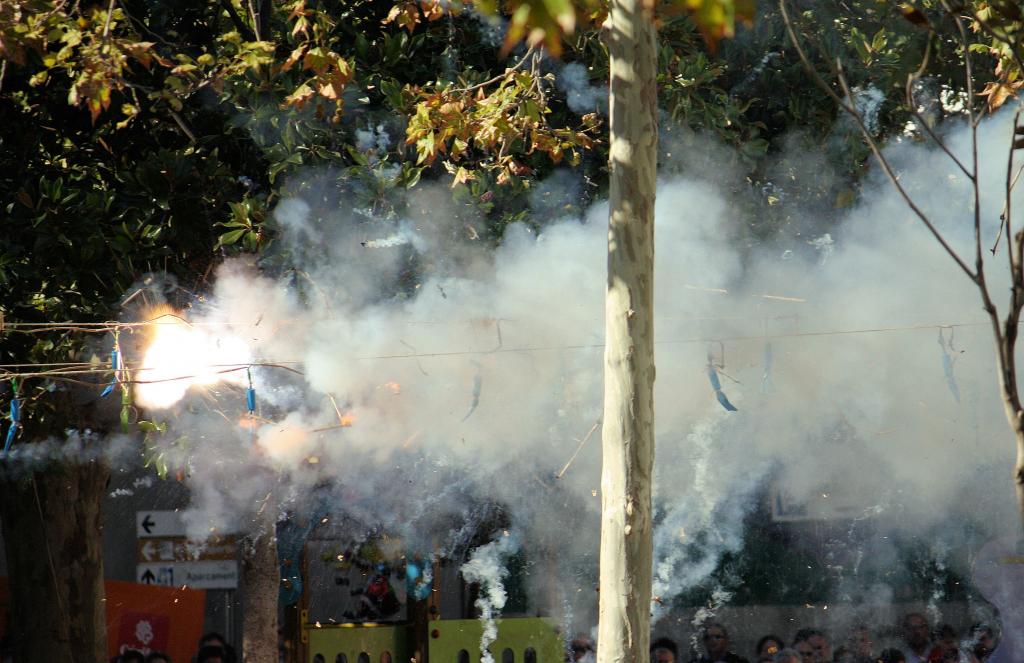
[136,510,187,538]
[137,536,237,563]
[136,564,176,587]
[136,560,239,589]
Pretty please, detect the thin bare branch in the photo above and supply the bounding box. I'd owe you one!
[998,109,1023,264]
[905,38,973,180]
[779,0,976,281]
[991,160,1024,254]
[245,0,264,41]
[451,47,536,94]
[938,3,1006,354]
[1014,154,1024,327]
[943,4,987,288]
[555,419,601,479]
[102,0,117,40]
[219,0,257,42]
[168,108,197,143]
[120,5,176,47]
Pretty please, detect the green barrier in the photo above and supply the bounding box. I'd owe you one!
[304,617,563,663]
[307,624,411,663]
[428,618,564,663]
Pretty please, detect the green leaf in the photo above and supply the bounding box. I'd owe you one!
[268,153,303,183]
[218,228,247,246]
[139,420,168,434]
[871,28,887,53]
[346,145,370,166]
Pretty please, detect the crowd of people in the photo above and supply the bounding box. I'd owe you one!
[107,614,998,663]
[569,613,997,663]
[112,631,237,663]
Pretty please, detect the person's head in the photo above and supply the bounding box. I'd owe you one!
[968,623,996,658]
[145,653,171,663]
[120,651,145,663]
[792,636,815,663]
[701,623,730,658]
[934,624,956,652]
[200,632,227,647]
[196,646,226,663]
[772,649,802,663]
[831,646,853,663]
[793,629,829,663]
[847,626,872,657]
[877,648,906,663]
[570,635,595,663]
[901,613,931,651]
[650,637,678,663]
[807,631,830,663]
[756,635,784,661]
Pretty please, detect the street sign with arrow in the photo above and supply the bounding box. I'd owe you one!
[136,561,236,589]
[136,511,238,589]
[137,565,174,586]
[136,510,186,538]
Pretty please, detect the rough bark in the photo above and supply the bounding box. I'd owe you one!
[410,595,430,663]
[1015,439,1024,540]
[242,508,280,663]
[596,0,658,662]
[993,353,1024,539]
[0,460,109,663]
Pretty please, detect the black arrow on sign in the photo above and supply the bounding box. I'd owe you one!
[141,514,155,534]
[141,569,156,584]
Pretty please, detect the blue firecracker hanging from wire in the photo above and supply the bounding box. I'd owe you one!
[938,328,961,403]
[4,379,21,453]
[97,331,133,433]
[707,346,738,412]
[461,360,482,422]
[246,367,257,443]
[100,336,120,398]
[246,367,257,415]
[761,342,774,394]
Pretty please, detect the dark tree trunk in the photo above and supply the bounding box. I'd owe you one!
[409,597,430,663]
[242,508,279,663]
[0,460,109,663]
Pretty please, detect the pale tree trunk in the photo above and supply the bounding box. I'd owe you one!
[1014,433,1024,539]
[0,461,109,663]
[242,505,279,663]
[993,349,1024,539]
[597,0,658,662]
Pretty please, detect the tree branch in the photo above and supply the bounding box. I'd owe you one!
[905,40,973,180]
[168,109,197,143]
[943,4,988,291]
[450,47,536,94]
[219,0,256,42]
[102,0,116,41]
[779,0,977,281]
[992,146,1024,255]
[998,109,1022,266]
[245,0,268,41]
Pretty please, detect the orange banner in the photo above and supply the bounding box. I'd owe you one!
[0,577,206,663]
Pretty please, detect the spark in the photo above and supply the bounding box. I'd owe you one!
[134,308,251,409]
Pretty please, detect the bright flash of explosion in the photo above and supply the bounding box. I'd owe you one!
[135,309,252,409]
[257,423,310,462]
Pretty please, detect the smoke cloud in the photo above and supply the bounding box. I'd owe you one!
[98,106,1024,643]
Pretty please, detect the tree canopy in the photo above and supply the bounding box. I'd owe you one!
[3,0,1023,660]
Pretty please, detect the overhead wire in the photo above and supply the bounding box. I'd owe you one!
[0,320,992,383]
